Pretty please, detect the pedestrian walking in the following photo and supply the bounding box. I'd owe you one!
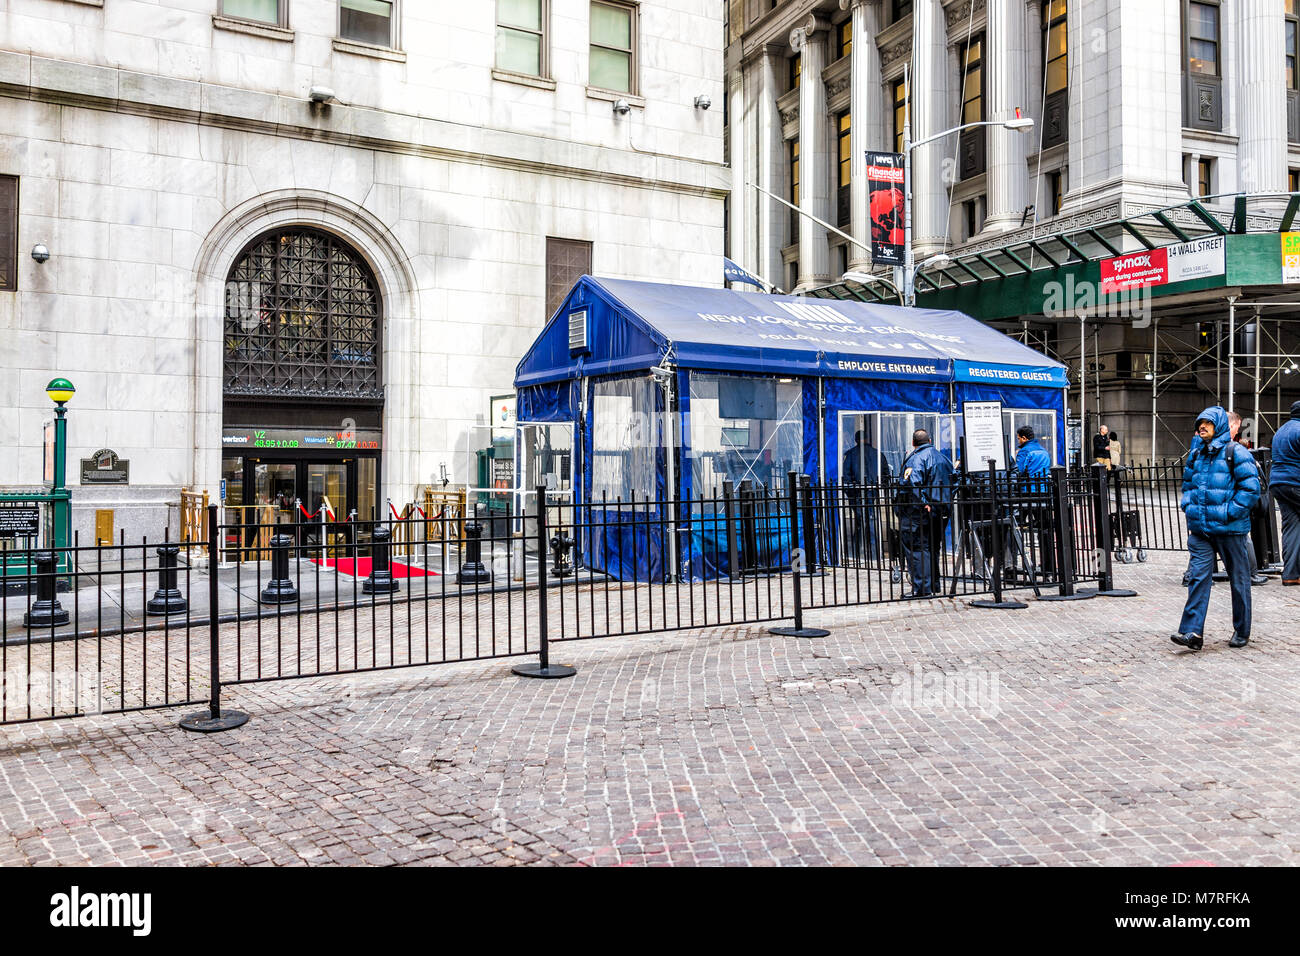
[1092,424,1111,469]
[1171,406,1261,651]
[894,429,954,597]
[1270,400,1300,586]
[1108,431,1122,469]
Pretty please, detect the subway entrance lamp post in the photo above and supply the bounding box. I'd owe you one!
[44,378,74,576]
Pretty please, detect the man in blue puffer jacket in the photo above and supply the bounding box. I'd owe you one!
[1270,400,1300,586]
[1172,406,1261,651]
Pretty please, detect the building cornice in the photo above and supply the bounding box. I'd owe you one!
[0,49,728,200]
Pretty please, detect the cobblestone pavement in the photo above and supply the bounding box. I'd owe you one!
[1,550,1297,866]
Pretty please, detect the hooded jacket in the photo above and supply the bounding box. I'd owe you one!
[1013,439,1052,491]
[1180,406,1261,536]
[1271,405,1300,488]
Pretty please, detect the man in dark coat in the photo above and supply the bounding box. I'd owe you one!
[1172,406,1261,651]
[895,429,954,597]
[1092,424,1111,469]
[1271,400,1300,586]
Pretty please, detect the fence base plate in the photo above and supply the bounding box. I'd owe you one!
[1094,589,1139,598]
[968,599,1028,610]
[769,626,830,638]
[512,663,577,679]
[1037,591,1096,601]
[178,708,250,733]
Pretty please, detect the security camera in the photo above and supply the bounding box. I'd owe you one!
[612,98,631,115]
[694,95,711,110]
[308,86,337,104]
[31,243,50,264]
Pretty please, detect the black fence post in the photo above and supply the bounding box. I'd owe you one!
[1038,466,1094,601]
[770,471,829,638]
[146,542,187,616]
[23,550,69,628]
[1092,464,1138,598]
[971,463,1028,610]
[799,475,822,577]
[723,479,739,579]
[180,504,248,732]
[364,525,400,593]
[259,533,299,604]
[513,485,575,679]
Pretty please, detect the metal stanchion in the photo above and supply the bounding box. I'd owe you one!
[1038,466,1094,601]
[1091,464,1138,598]
[181,504,248,732]
[771,471,830,638]
[971,464,1028,610]
[457,506,492,586]
[513,485,576,679]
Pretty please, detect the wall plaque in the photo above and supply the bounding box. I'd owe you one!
[80,448,130,485]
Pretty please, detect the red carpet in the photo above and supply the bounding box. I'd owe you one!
[309,557,435,579]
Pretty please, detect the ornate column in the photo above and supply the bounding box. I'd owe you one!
[793,13,832,287]
[911,0,950,257]
[845,0,884,271]
[983,0,1030,232]
[757,44,787,288]
[729,65,748,270]
[1237,0,1287,192]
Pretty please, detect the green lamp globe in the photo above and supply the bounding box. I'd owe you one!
[45,377,76,405]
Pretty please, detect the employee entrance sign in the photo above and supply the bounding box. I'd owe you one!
[962,401,1006,472]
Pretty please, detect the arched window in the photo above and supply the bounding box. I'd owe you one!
[224,227,383,400]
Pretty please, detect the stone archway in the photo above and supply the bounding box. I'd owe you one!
[192,190,419,502]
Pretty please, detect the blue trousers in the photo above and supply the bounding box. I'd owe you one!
[1179,531,1252,640]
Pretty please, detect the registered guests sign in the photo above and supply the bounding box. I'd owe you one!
[962,400,1007,472]
[80,448,130,485]
[0,504,41,537]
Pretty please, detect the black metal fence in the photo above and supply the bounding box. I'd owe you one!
[2,464,1150,728]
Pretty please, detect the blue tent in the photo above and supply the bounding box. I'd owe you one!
[514,276,1068,580]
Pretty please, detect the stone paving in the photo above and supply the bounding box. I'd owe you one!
[1,550,1298,866]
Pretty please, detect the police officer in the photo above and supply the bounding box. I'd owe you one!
[896,429,954,597]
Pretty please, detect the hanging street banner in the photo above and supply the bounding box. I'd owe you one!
[1099,235,1225,294]
[865,151,906,266]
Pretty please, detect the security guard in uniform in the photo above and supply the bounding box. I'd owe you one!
[895,429,955,596]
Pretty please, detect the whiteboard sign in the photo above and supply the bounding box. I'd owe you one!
[962,401,1006,472]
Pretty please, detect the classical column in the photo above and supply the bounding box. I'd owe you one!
[982,0,1030,232]
[845,0,884,271]
[1237,0,1287,193]
[729,66,748,271]
[793,14,832,287]
[911,0,950,257]
[757,44,787,289]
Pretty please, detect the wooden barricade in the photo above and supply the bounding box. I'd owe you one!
[218,503,282,562]
[421,487,468,544]
[178,488,209,558]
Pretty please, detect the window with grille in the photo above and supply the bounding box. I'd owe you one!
[223,228,383,400]
[545,237,592,320]
[1041,1,1068,148]
[0,176,15,292]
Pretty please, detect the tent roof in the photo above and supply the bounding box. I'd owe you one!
[514,276,1068,389]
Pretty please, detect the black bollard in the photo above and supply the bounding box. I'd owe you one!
[146,543,188,615]
[1038,466,1094,601]
[457,510,492,586]
[259,534,299,604]
[1091,465,1138,598]
[363,525,400,594]
[24,551,70,628]
[770,470,830,638]
[549,530,575,577]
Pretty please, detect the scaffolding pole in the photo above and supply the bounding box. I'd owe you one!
[1227,295,1237,416]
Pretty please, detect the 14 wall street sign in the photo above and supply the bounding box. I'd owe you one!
[80,449,130,485]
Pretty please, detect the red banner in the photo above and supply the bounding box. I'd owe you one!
[1099,249,1168,294]
[865,152,906,266]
